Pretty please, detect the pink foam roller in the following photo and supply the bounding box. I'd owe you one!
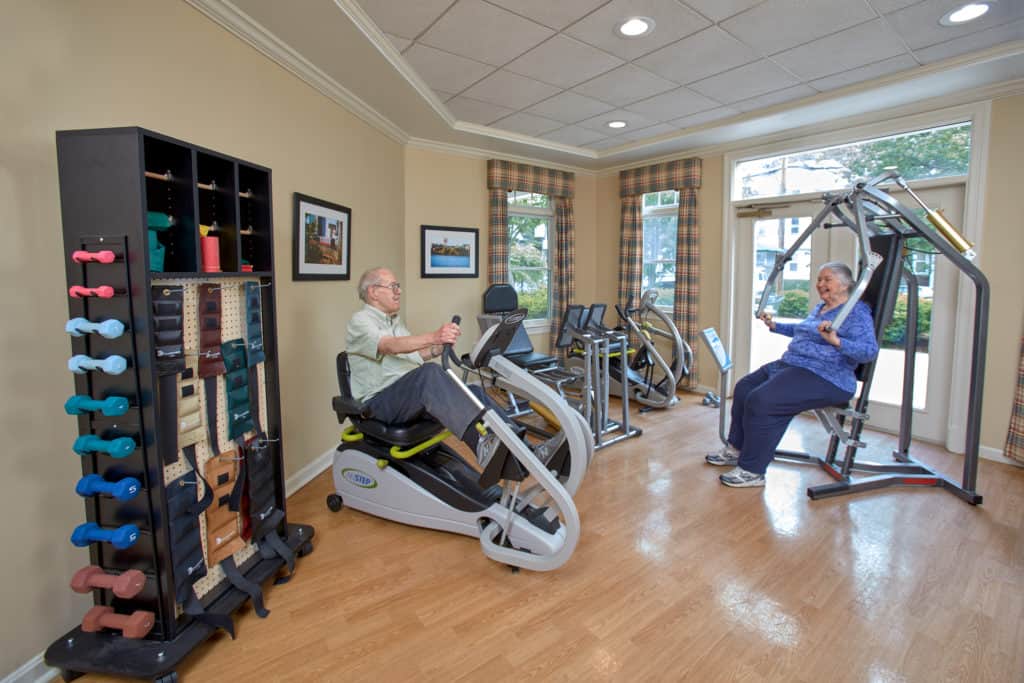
[201,236,221,273]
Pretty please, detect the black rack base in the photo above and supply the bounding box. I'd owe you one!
[45,523,314,682]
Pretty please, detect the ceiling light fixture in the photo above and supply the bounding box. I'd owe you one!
[616,17,654,38]
[939,1,993,26]
[608,120,627,129]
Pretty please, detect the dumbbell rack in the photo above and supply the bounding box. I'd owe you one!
[45,127,313,682]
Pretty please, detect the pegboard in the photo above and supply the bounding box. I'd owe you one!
[154,277,266,604]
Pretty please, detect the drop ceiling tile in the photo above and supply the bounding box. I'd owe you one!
[496,0,610,30]
[404,43,495,94]
[434,90,456,101]
[564,0,711,60]
[681,0,765,23]
[446,95,516,125]
[571,64,679,107]
[590,137,625,150]
[635,26,760,85]
[731,84,818,112]
[540,125,609,146]
[461,70,562,109]
[809,54,918,91]
[669,106,740,129]
[356,0,454,39]
[866,0,919,13]
[688,59,801,104]
[419,0,554,66]
[913,19,1024,63]
[884,0,1024,50]
[492,112,565,136]
[624,87,721,121]
[385,33,412,53]
[576,108,658,135]
[772,19,907,81]
[721,0,877,55]
[618,122,679,140]
[524,91,616,123]
[505,35,625,88]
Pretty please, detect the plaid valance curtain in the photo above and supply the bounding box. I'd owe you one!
[1007,333,1024,463]
[487,160,576,353]
[618,157,702,389]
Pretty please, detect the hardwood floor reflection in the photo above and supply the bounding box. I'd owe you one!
[82,397,1024,682]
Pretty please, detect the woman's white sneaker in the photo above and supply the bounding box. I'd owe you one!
[705,445,739,466]
[719,466,765,488]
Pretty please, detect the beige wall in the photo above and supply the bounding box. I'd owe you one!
[978,95,1024,451]
[0,0,404,673]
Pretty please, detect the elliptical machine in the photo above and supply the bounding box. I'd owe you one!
[328,310,592,571]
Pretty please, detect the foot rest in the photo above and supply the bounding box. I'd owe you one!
[813,407,867,449]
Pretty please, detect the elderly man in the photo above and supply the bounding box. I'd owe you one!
[346,266,504,464]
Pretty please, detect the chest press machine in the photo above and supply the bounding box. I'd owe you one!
[706,170,989,504]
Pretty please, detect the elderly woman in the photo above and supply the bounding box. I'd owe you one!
[706,262,879,487]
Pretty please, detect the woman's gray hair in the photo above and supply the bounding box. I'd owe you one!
[357,267,387,303]
[819,261,855,294]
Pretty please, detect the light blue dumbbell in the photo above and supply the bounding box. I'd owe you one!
[69,354,128,375]
[64,395,130,417]
[75,474,141,502]
[73,434,136,459]
[65,317,125,339]
[71,522,139,550]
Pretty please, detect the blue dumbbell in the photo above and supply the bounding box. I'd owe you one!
[69,354,128,375]
[70,522,139,550]
[64,395,130,417]
[75,474,141,502]
[65,317,125,339]
[73,434,136,459]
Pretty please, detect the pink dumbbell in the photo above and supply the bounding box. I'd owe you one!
[69,285,116,299]
[72,250,116,264]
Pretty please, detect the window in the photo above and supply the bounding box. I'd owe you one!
[641,190,678,309]
[733,122,972,200]
[508,191,552,320]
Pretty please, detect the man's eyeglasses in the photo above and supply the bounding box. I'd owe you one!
[372,282,401,293]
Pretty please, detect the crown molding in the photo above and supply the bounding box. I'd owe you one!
[183,0,409,144]
[405,137,598,175]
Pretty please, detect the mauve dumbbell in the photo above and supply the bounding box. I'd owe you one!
[71,250,116,264]
[71,522,139,549]
[75,473,140,501]
[70,566,145,599]
[68,285,116,299]
[73,434,136,459]
[65,317,125,339]
[69,354,128,375]
[64,395,130,417]
[81,605,154,639]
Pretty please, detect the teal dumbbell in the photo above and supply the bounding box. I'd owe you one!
[65,317,125,339]
[69,354,127,375]
[71,522,139,550]
[73,434,136,459]
[64,395,130,417]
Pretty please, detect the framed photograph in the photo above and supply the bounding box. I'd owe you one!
[293,193,351,280]
[420,225,478,278]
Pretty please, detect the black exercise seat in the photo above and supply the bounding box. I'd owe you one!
[333,352,446,447]
[481,284,557,369]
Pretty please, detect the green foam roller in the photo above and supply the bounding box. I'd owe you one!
[147,211,173,229]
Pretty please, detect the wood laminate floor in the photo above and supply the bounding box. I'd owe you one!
[82,397,1024,682]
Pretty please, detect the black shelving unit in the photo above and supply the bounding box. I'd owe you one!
[47,127,313,682]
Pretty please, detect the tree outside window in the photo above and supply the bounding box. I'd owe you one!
[642,190,678,309]
[508,191,552,320]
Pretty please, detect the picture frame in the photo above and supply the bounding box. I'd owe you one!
[293,193,351,280]
[420,225,478,278]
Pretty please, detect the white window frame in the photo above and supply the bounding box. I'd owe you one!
[642,190,679,311]
[721,101,991,454]
[508,196,554,330]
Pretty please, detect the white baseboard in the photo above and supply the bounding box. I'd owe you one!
[1,652,57,683]
[979,444,1023,467]
[284,447,335,498]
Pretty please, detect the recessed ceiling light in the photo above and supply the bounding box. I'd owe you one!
[616,17,654,38]
[608,120,627,129]
[939,2,993,26]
